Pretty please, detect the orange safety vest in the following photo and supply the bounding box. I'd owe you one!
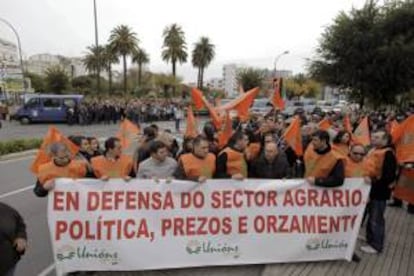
[38,160,87,185]
[332,143,349,158]
[91,155,133,178]
[394,167,414,204]
[219,147,248,177]
[245,143,261,161]
[180,153,216,179]
[366,147,393,179]
[304,146,342,178]
[344,156,375,177]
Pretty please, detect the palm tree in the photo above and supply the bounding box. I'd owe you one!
[102,44,119,93]
[109,25,139,94]
[161,23,187,94]
[191,37,215,89]
[132,48,150,86]
[82,45,105,92]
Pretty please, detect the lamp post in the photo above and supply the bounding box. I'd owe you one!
[93,0,101,93]
[273,50,289,79]
[0,17,25,92]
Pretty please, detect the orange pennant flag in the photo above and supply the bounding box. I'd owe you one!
[283,116,303,156]
[191,88,222,129]
[343,114,353,133]
[272,78,285,110]
[318,118,332,131]
[353,116,370,146]
[30,126,79,174]
[184,106,198,138]
[394,115,414,163]
[216,87,260,122]
[116,119,140,149]
[389,120,401,143]
[217,112,233,149]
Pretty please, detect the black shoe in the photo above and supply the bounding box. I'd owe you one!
[388,201,403,208]
[408,204,414,214]
[352,253,361,263]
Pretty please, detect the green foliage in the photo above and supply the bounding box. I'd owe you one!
[24,72,46,92]
[192,37,215,89]
[162,23,188,78]
[237,68,265,91]
[284,74,322,99]
[45,65,70,93]
[309,0,414,107]
[0,138,42,156]
[132,48,150,87]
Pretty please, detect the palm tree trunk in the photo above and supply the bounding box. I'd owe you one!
[123,54,127,94]
[96,67,100,93]
[172,61,176,96]
[197,67,201,88]
[200,67,204,89]
[138,63,142,86]
[108,64,112,93]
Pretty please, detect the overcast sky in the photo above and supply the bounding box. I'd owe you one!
[0,0,368,82]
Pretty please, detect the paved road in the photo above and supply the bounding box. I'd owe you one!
[0,119,204,141]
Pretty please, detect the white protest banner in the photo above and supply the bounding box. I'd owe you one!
[48,178,369,274]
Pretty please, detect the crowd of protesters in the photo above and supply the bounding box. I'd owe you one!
[3,100,414,275]
[67,98,185,127]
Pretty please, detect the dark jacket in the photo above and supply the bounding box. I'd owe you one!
[0,203,27,275]
[249,152,291,179]
[370,148,397,200]
[312,144,345,188]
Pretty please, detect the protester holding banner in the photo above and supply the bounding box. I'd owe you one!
[136,140,177,180]
[248,142,290,179]
[215,131,249,180]
[0,202,27,276]
[33,143,87,197]
[344,144,373,179]
[332,130,352,157]
[304,130,345,187]
[174,136,216,182]
[361,130,397,254]
[90,137,133,181]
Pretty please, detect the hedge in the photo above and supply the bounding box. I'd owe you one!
[0,138,42,156]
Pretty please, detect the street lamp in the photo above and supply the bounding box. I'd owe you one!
[273,50,289,78]
[0,17,25,91]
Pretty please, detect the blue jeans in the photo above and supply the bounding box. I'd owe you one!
[175,119,180,131]
[366,200,386,252]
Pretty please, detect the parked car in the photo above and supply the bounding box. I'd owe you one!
[249,99,272,116]
[12,94,84,124]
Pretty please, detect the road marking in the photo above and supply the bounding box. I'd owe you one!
[0,185,33,199]
[38,263,55,276]
[0,155,34,163]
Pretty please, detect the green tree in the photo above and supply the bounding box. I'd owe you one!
[192,37,215,89]
[132,48,150,87]
[162,23,187,93]
[102,44,119,94]
[45,66,69,93]
[109,25,139,94]
[72,75,94,94]
[284,74,321,99]
[82,45,105,93]
[24,72,45,92]
[237,68,265,92]
[308,0,414,107]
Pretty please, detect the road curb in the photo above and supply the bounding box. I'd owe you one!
[0,149,38,161]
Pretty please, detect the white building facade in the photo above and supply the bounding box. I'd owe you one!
[223,64,240,98]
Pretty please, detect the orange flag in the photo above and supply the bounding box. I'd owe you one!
[217,112,233,149]
[343,114,353,133]
[116,119,140,149]
[216,87,260,122]
[389,120,401,143]
[191,88,222,129]
[283,116,303,156]
[353,116,370,146]
[318,118,332,131]
[272,78,285,110]
[30,126,79,174]
[184,106,198,138]
[394,115,414,163]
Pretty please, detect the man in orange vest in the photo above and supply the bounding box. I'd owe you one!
[173,136,216,182]
[91,137,133,181]
[304,130,345,187]
[360,130,397,254]
[391,162,414,214]
[344,144,373,180]
[215,131,249,180]
[33,142,87,197]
